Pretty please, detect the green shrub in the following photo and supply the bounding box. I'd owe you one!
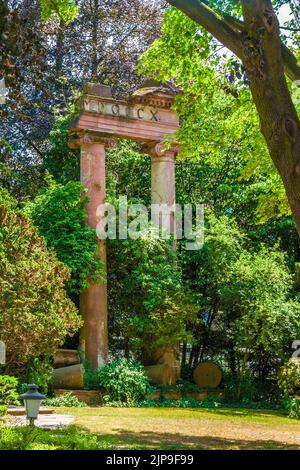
[0,375,20,405]
[97,358,150,404]
[171,381,200,393]
[223,371,257,403]
[278,361,300,397]
[139,397,222,408]
[24,356,53,394]
[83,361,98,390]
[138,398,278,410]
[25,180,104,294]
[0,188,81,372]
[282,396,300,419]
[42,392,86,408]
[100,400,139,408]
[0,425,110,450]
[0,425,39,450]
[0,405,7,416]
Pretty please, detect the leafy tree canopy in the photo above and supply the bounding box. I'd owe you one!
[24,178,105,294]
[139,6,299,224]
[182,211,300,371]
[0,187,81,373]
[40,0,79,23]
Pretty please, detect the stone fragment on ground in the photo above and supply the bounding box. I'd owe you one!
[5,414,74,429]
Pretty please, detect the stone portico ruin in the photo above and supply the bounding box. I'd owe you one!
[69,83,179,371]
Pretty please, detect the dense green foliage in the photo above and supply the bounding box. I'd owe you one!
[42,392,87,408]
[108,234,198,357]
[40,0,79,23]
[0,425,110,450]
[42,114,80,184]
[0,187,81,373]
[0,376,19,406]
[278,361,300,397]
[283,397,300,419]
[182,213,300,377]
[25,179,104,294]
[138,7,299,224]
[97,358,150,404]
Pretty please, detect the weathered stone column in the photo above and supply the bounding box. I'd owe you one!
[144,142,180,385]
[148,142,178,235]
[78,133,114,370]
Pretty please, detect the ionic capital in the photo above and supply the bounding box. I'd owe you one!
[143,141,180,159]
[68,131,117,149]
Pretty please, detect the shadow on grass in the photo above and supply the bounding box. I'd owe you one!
[1,424,299,450]
[184,407,289,420]
[76,425,300,450]
[66,406,291,424]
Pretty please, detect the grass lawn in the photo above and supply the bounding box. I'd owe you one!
[53,406,300,450]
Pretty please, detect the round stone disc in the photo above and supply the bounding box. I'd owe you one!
[193,361,222,388]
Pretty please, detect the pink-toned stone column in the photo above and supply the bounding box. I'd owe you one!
[79,136,109,370]
[145,142,180,385]
[148,142,178,235]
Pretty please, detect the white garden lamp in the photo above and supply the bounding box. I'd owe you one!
[20,383,46,426]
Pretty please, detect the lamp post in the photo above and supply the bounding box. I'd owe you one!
[20,383,46,426]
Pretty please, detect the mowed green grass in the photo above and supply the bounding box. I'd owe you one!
[56,407,300,450]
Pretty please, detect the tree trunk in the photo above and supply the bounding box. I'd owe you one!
[0,0,8,43]
[241,0,300,236]
[181,342,187,368]
[91,0,100,78]
[55,20,65,77]
[228,339,237,375]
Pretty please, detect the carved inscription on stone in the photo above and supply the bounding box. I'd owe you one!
[84,99,159,122]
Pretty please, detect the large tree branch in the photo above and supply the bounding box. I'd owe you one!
[166,0,244,58]
[281,43,300,82]
[167,0,300,82]
[223,14,300,81]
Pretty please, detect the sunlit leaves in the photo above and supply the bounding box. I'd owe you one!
[40,0,79,23]
[139,6,292,223]
[25,179,105,294]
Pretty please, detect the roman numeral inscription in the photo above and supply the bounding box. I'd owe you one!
[84,98,160,122]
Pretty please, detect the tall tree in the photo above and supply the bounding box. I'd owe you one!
[0,0,164,199]
[161,0,300,235]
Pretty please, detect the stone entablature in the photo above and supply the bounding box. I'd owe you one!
[70,83,179,143]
